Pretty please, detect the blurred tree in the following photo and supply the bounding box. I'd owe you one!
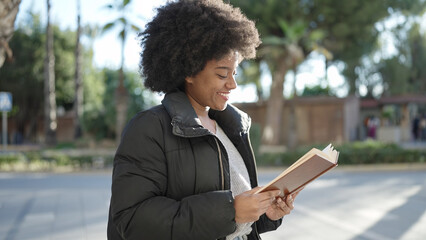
[315,0,426,96]
[231,0,324,145]
[102,0,141,144]
[84,68,155,140]
[73,0,83,139]
[0,13,44,143]
[406,23,426,93]
[377,22,426,96]
[0,8,154,144]
[237,59,265,102]
[0,11,91,143]
[0,0,21,68]
[231,0,426,146]
[44,0,57,145]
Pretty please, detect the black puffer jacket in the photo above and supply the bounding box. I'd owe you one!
[107,91,282,240]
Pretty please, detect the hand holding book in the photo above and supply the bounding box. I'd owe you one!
[265,189,300,220]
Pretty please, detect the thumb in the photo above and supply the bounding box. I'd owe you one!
[246,186,263,194]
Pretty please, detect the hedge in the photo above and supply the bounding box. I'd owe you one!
[0,150,114,171]
[1,141,425,171]
[255,141,426,166]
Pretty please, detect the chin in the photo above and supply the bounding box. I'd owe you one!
[213,104,228,111]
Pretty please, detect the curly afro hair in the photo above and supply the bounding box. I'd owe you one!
[139,0,261,93]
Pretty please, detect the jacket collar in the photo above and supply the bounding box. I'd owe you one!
[162,90,251,138]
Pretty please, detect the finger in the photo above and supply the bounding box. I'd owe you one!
[285,195,294,209]
[261,194,282,209]
[276,198,291,214]
[258,190,280,201]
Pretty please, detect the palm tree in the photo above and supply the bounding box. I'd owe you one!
[73,0,83,139]
[0,0,22,68]
[102,0,141,144]
[44,0,57,145]
[258,22,306,146]
[232,0,326,146]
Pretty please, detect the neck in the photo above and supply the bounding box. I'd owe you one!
[194,106,210,119]
[185,91,210,118]
[184,91,216,133]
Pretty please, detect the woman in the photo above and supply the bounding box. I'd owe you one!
[107,1,298,239]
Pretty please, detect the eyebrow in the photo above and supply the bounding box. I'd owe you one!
[215,66,231,70]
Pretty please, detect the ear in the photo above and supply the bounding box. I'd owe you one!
[185,76,194,84]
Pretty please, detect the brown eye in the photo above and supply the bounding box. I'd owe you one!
[217,74,227,79]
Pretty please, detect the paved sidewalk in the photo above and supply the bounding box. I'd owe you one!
[0,172,111,240]
[0,164,425,240]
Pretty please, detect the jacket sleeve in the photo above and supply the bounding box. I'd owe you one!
[256,214,282,234]
[109,111,236,240]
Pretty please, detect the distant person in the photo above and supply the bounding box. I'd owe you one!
[412,114,420,141]
[420,114,426,141]
[367,116,379,139]
[107,1,299,240]
[363,116,370,140]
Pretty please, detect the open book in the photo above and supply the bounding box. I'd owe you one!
[255,144,339,197]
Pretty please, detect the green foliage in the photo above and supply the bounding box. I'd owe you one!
[255,141,426,166]
[0,13,45,141]
[53,27,76,110]
[0,150,114,171]
[0,9,154,143]
[82,68,153,140]
[101,0,141,51]
[0,12,95,141]
[0,153,22,166]
[378,22,426,96]
[231,0,426,96]
[301,84,334,97]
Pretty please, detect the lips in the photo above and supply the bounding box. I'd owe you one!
[218,92,230,100]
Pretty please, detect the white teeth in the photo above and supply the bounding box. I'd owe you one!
[218,93,229,97]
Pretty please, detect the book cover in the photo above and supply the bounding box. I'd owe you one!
[255,144,339,197]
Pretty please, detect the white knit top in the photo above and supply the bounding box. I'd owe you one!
[215,124,253,240]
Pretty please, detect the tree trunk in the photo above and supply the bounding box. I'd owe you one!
[287,67,299,150]
[115,67,128,145]
[262,62,287,145]
[73,0,83,139]
[344,61,358,95]
[0,0,21,68]
[44,0,57,145]
[115,34,129,145]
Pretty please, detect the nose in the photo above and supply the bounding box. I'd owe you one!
[226,74,237,90]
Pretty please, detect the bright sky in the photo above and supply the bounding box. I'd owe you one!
[16,0,166,70]
[21,0,421,102]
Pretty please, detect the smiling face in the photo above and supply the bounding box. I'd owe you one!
[185,51,240,113]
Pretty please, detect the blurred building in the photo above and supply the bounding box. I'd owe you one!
[236,94,426,147]
[235,95,359,147]
[360,95,426,143]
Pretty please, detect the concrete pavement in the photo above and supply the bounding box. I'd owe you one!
[0,164,425,240]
